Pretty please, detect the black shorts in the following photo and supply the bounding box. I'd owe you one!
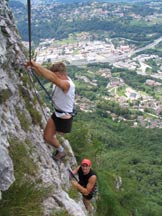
[51,112,73,133]
[83,193,93,200]
[83,185,97,200]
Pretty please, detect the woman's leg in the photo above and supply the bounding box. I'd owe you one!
[43,118,66,160]
[83,197,92,212]
[43,118,60,148]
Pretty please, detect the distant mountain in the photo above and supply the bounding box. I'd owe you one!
[9,0,56,5]
[9,0,157,5]
[9,1,25,8]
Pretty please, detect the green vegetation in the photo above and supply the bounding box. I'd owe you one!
[15,106,31,132]
[0,89,12,104]
[116,86,126,96]
[18,85,42,125]
[68,185,80,200]
[136,48,162,58]
[0,137,51,216]
[52,210,70,216]
[119,70,162,96]
[17,69,44,126]
[10,1,162,46]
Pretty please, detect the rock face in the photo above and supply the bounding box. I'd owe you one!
[0,145,15,191]
[0,1,87,215]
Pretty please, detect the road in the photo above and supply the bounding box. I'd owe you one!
[108,36,162,63]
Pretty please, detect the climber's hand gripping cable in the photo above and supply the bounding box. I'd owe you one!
[68,168,78,182]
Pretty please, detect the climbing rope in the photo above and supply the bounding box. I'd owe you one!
[27,0,32,62]
[27,70,49,121]
[26,0,49,121]
[30,70,55,107]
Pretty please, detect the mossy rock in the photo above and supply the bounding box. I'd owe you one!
[0,88,12,104]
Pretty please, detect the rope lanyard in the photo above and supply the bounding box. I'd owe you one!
[30,70,55,107]
[27,70,49,121]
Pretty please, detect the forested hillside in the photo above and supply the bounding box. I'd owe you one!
[10,1,162,45]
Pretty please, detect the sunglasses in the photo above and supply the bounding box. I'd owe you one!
[81,164,90,167]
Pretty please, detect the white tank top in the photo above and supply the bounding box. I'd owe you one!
[52,77,75,116]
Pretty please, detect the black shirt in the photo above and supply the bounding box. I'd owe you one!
[78,166,97,194]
